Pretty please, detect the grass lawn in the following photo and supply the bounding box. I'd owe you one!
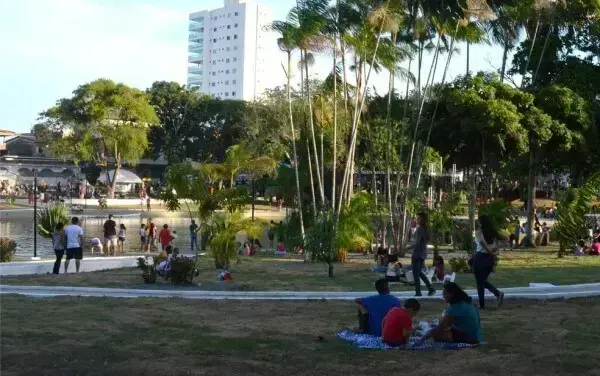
[1,295,599,376]
[1,246,600,291]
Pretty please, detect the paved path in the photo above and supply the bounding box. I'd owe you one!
[2,283,599,301]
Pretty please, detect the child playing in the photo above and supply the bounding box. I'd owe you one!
[276,241,287,255]
[574,239,586,256]
[385,254,404,282]
[90,237,103,255]
[139,224,147,253]
[382,298,421,346]
[117,224,127,254]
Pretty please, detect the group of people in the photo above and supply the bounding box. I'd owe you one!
[89,214,127,256]
[356,279,483,346]
[52,217,84,274]
[139,218,180,254]
[377,212,505,310]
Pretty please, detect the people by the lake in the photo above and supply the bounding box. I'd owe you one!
[354,279,401,336]
[90,237,103,255]
[64,217,84,273]
[159,224,173,251]
[404,212,436,297]
[381,298,421,346]
[103,214,117,256]
[414,282,483,345]
[145,218,157,253]
[190,219,199,251]
[52,222,66,274]
[472,215,505,309]
[139,223,147,253]
[117,224,127,254]
[268,220,276,249]
[146,196,151,212]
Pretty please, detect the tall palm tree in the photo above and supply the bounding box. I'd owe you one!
[271,19,306,238]
[487,4,522,82]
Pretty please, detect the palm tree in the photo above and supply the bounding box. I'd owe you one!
[487,4,522,82]
[271,19,306,239]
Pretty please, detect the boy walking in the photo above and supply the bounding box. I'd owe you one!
[64,217,84,273]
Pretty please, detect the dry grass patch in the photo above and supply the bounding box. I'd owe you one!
[1,296,600,376]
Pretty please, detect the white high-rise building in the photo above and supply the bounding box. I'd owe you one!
[187,0,280,101]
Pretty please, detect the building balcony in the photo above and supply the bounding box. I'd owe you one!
[188,78,203,86]
[189,40,204,48]
[189,21,204,32]
[189,46,204,54]
[188,66,203,75]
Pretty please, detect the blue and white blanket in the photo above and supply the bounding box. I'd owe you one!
[337,329,480,351]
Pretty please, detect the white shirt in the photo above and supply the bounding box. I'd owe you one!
[65,224,84,248]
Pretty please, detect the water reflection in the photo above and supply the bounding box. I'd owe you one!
[1,215,195,257]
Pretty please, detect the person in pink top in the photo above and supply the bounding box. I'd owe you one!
[590,239,600,256]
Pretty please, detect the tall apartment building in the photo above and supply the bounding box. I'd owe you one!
[187,0,280,101]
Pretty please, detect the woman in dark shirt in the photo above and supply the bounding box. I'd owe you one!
[404,212,435,297]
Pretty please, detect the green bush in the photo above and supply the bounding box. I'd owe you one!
[169,256,196,285]
[0,238,17,262]
[36,204,69,238]
[137,257,156,284]
[448,257,471,273]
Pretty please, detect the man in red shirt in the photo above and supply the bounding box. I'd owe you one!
[158,224,173,251]
[382,298,421,346]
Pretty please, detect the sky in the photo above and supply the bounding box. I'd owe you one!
[0,0,509,133]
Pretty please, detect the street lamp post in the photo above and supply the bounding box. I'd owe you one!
[33,168,39,260]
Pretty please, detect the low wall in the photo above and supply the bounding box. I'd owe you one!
[0,256,139,276]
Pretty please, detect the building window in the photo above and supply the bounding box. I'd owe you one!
[234,23,238,28]
[233,57,237,62]
[226,69,229,74]
[212,72,216,76]
[227,25,231,29]
[200,27,204,32]
[213,38,216,43]
[225,92,229,97]
[234,35,238,39]
[228,13,231,17]
[211,83,215,87]
[227,36,230,40]
[225,81,229,85]
[214,28,217,32]
[226,58,230,63]
[232,80,236,84]
[226,47,231,51]
[232,91,236,96]
[232,68,237,73]
[235,12,238,16]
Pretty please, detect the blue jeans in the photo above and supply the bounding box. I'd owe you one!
[190,233,197,250]
[412,257,433,295]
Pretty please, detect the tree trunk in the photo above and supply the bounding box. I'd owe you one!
[109,164,120,200]
[532,23,553,86]
[328,262,334,278]
[500,41,509,82]
[304,52,325,205]
[285,52,305,238]
[307,138,317,218]
[332,46,338,211]
[525,145,537,248]
[521,19,540,89]
[466,40,470,76]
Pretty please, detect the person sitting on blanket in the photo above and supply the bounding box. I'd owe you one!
[355,279,401,337]
[382,298,421,346]
[156,246,174,276]
[385,254,404,282]
[415,282,482,345]
[432,254,445,281]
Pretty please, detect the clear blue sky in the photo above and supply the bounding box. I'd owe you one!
[0,0,507,133]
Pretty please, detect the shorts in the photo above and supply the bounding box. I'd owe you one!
[118,237,126,242]
[105,237,117,247]
[145,236,156,246]
[66,247,83,260]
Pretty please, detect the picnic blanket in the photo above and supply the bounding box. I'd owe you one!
[337,329,480,351]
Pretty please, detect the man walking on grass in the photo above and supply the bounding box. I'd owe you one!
[64,217,84,273]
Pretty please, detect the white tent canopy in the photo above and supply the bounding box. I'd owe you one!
[97,169,142,184]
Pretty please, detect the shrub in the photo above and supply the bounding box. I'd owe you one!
[448,257,471,273]
[0,238,17,262]
[169,256,197,285]
[137,257,156,284]
[36,204,69,238]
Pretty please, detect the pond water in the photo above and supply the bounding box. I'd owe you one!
[2,215,196,258]
[2,213,273,258]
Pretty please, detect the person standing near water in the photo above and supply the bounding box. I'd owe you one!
[64,217,84,273]
[190,219,199,251]
[103,214,117,256]
[472,215,505,309]
[52,222,66,274]
[404,212,435,297]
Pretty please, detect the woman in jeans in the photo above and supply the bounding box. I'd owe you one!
[405,212,435,297]
[472,215,505,309]
[52,222,66,274]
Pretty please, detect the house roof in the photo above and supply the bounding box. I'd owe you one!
[0,129,16,137]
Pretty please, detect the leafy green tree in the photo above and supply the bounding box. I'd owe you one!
[38,79,158,198]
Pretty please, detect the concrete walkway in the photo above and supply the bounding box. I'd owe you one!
[2,283,600,301]
[0,256,140,276]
